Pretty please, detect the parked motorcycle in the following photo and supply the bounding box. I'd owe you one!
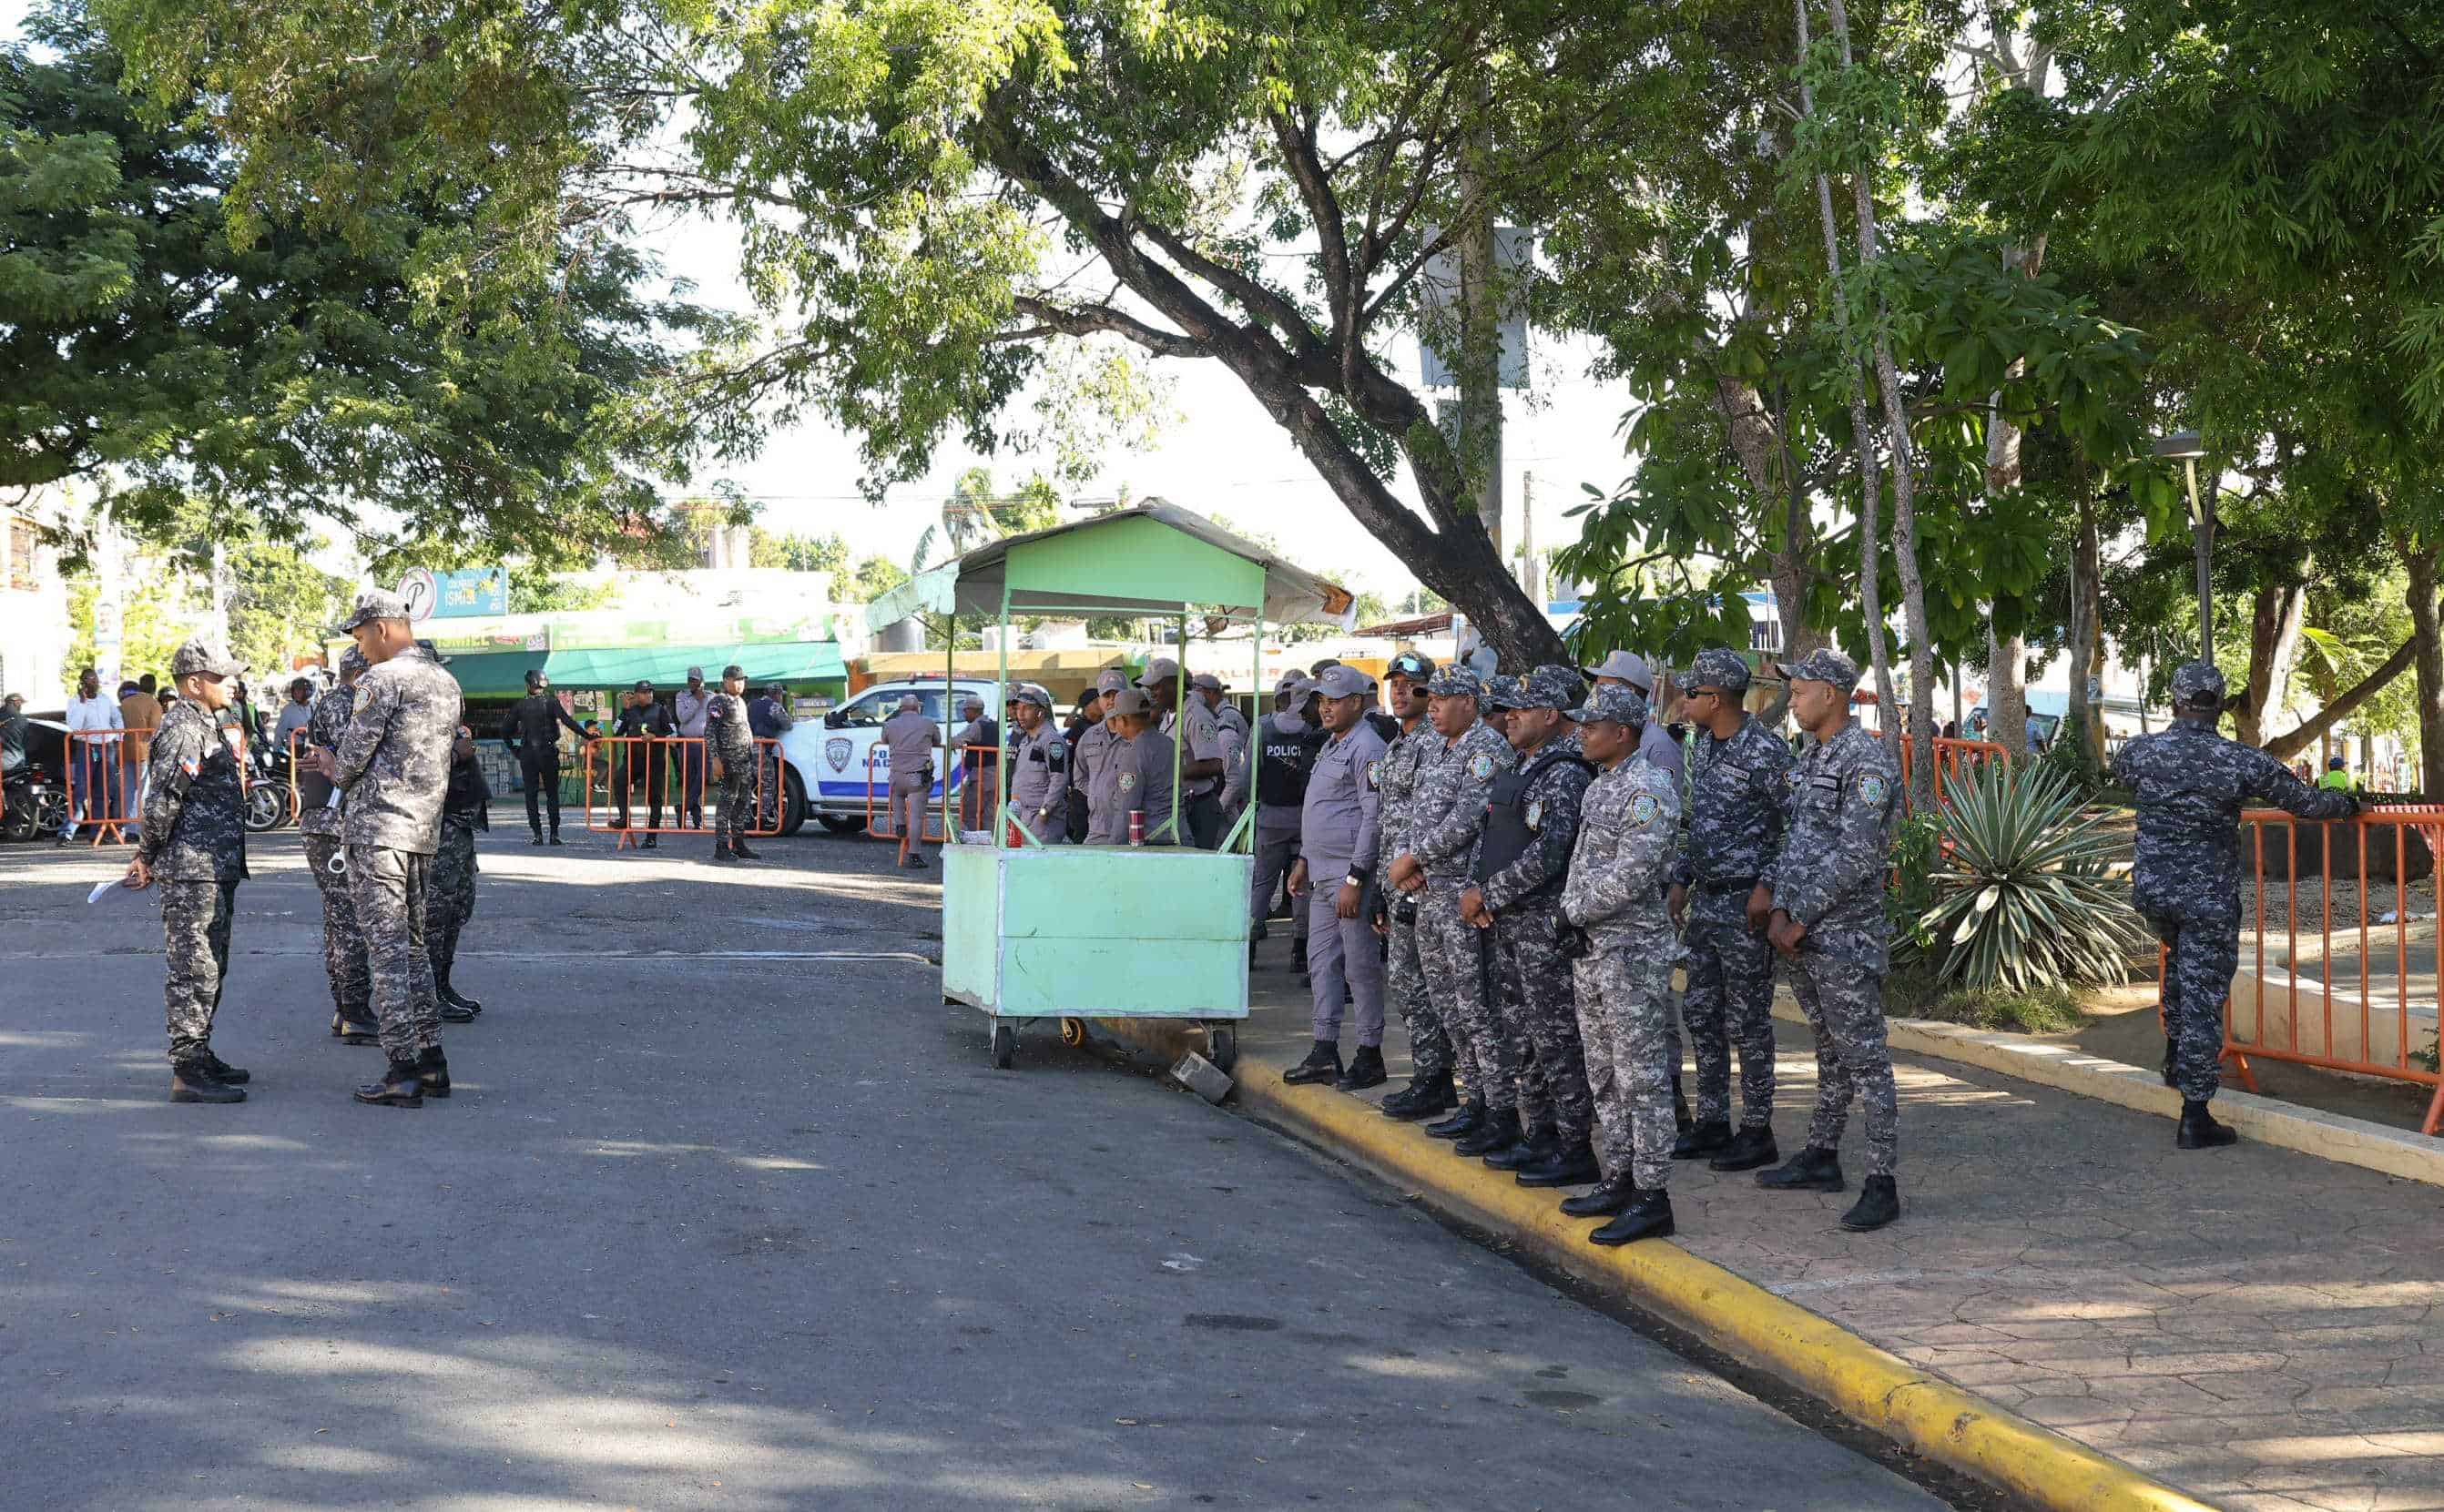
[3,762,68,843]
[243,742,292,832]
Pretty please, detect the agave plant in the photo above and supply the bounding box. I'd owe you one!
[1921,759,2154,992]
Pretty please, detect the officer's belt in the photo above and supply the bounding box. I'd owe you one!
[1694,876,1758,893]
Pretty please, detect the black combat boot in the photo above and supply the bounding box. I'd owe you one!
[1289,933,1308,979]
[169,1061,246,1104]
[415,1046,452,1100]
[641,833,659,849]
[1590,1188,1675,1246]
[1453,1107,1522,1158]
[1517,1139,1602,1189]
[1840,1175,1899,1231]
[1482,1121,1553,1171]
[1560,1174,1636,1218]
[2176,1099,2238,1149]
[710,840,738,864]
[530,830,545,847]
[438,979,483,1015]
[1380,1071,1457,1121]
[1425,1096,1487,1141]
[1708,1125,1780,1173]
[331,1012,381,1046]
[731,837,762,860]
[1282,1040,1343,1085]
[353,1059,424,1109]
[1756,1144,1845,1192]
[1672,1119,1732,1160]
[1335,1045,1388,1091]
[548,830,565,846]
[197,1048,250,1085]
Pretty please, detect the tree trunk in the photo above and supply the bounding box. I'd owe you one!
[2235,575,2307,746]
[2063,495,2104,767]
[2262,637,2415,761]
[2406,540,2444,797]
[1989,629,2030,760]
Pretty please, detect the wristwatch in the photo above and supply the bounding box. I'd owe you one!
[1344,866,1370,887]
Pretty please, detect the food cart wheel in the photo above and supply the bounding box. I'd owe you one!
[991,1021,1016,1070]
[1206,1025,1238,1074]
[1058,1017,1087,1049]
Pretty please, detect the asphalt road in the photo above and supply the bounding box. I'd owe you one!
[0,817,1952,1510]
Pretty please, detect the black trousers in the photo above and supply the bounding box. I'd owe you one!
[612,749,667,829]
[521,751,562,835]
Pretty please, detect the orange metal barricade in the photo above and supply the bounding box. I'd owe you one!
[2182,807,2444,1135]
[583,736,783,847]
[62,729,142,844]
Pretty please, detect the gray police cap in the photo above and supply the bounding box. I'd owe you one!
[1311,665,1370,701]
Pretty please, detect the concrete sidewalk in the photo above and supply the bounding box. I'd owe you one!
[1231,949,2444,1512]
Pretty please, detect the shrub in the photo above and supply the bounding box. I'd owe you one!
[1887,972,2085,1034]
[1921,758,2154,992]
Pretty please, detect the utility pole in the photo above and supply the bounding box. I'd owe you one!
[1456,79,1503,567]
[94,500,123,686]
[1516,470,1542,603]
[209,541,230,647]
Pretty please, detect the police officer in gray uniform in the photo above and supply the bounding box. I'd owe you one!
[1280,665,1391,1089]
[1667,648,1791,1172]
[299,646,377,1044]
[1750,648,1902,1231]
[126,639,253,1103]
[1462,665,1601,1186]
[1143,657,1227,847]
[1391,665,1521,1153]
[2112,660,2359,1147]
[317,590,463,1109]
[1005,684,1071,843]
[1084,689,1179,845]
[1248,674,1324,962]
[1073,668,1130,840]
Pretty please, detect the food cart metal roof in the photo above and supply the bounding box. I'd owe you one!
[864,501,1358,632]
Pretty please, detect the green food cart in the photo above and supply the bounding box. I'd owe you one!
[866,502,1355,1070]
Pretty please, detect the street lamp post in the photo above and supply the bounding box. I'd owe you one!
[2154,430,2211,659]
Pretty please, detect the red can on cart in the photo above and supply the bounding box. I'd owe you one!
[1128,808,1145,846]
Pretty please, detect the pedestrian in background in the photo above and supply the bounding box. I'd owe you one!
[749,684,795,833]
[676,666,714,828]
[706,665,762,863]
[273,678,316,754]
[124,639,253,1104]
[953,695,1000,833]
[501,669,587,846]
[881,694,939,868]
[119,674,160,776]
[1280,665,1390,1090]
[61,665,123,844]
[1589,650,1687,787]
[299,646,376,1045]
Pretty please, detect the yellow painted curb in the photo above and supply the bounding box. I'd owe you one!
[1236,1058,2215,1512]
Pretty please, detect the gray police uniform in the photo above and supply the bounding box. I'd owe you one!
[1008,717,1071,843]
[1762,718,1903,1176]
[1408,708,1518,1111]
[1477,732,1598,1150]
[139,699,249,1069]
[338,644,463,1063]
[1300,717,1390,1046]
[1674,713,1792,1132]
[297,680,371,1032]
[1564,750,1684,1191]
[1169,695,1227,848]
[1084,727,1180,846]
[1365,717,1446,1077]
[2113,713,2356,1100]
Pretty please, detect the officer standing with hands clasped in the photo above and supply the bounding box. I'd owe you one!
[1667,648,1791,1172]
[1368,651,1458,1120]
[706,664,761,863]
[1248,674,1324,967]
[299,645,377,1046]
[1083,689,1178,846]
[1005,685,1071,843]
[1280,665,1391,1090]
[310,590,463,1110]
[124,638,254,1104]
[501,668,587,845]
[2112,661,2359,1147]
[1748,648,1903,1231]
[1559,683,1685,1243]
[1462,665,1601,1187]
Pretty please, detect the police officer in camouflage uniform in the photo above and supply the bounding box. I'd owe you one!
[1368,652,1460,1120]
[1463,665,1601,1188]
[429,689,490,1023]
[126,639,254,1104]
[1560,684,1685,1242]
[317,590,463,1109]
[1391,665,1521,1154]
[1666,648,1791,1172]
[1750,648,1903,1231]
[2112,660,2359,1148]
[1280,665,1391,1090]
[706,664,762,862]
[299,646,377,1045]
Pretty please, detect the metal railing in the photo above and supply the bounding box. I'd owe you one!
[580,736,783,847]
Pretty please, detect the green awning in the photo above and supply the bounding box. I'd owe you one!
[436,641,847,699]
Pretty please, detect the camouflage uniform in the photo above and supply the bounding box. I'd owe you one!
[1364,714,1447,1076]
[139,687,250,1068]
[338,637,462,1062]
[297,668,371,1029]
[2112,662,2357,1101]
[1761,690,1903,1177]
[1563,685,1682,1191]
[1670,651,1792,1132]
[1404,668,1518,1110]
[427,739,488,987]
[707,681,759,844]
[1474,667,1597,1147]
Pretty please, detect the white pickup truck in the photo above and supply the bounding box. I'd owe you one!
[772,677,1006,835]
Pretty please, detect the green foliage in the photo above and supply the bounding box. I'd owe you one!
[506,576,619,616]
[749,529,852,576]
[847,556,910,603]
[1922,759,2154,991]
[1884,808,1944,976]
[1886,971,2085,1036]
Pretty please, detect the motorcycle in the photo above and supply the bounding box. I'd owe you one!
[243,740,292,832]
[3,761,68,843]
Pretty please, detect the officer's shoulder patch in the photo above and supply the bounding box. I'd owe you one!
[1468,751,1495,782]
[1526,797,1543,829]
[1858,772,1889,807]
[1365,758,1382,790]
[1629,791,1660,828]
[1786,767,1806,789]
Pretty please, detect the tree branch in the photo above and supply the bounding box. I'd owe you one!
[2262,636,2417,760]
[1007,297,1210,360]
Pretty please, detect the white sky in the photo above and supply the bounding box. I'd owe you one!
[12,1,1636,599]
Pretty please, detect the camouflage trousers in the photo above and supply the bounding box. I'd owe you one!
[161,879,239,1066]
[1683,910,1779,1131]
[1573,940,1677,1192]
[715,757,756,843]
[301,833,372,1025]
[1492,903,1592,1146]
[2141,903,2238,1102]
[427,819,479,982]
[1417,886,1508,1110]
[348,844,441,1062]
[1787,951,1899,1177]
[1383,908,1452,1080]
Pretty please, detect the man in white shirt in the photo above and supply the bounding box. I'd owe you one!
[675,666,713,829]
[61,665,127,843]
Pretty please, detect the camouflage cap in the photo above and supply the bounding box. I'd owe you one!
[336,588,411,633]
[1673,647,1751,695]
[1772,646,1861,693]
[413,638,452,665]
[1312,665,1370,701]
[1425,665,1485,700]
[1515,665,1586,712]
[168,638,241,679]
[1385,649,1436,684]
[1565,683,1649,726]
[338,645,369,678]
[1479,674,1522,712]
[2170,659,2226,709]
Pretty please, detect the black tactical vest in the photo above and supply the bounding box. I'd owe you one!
[1477,746,1595,888]
[1256,716,1328,808]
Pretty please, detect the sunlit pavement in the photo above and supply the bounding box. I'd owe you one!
[0,820,1945,1510]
